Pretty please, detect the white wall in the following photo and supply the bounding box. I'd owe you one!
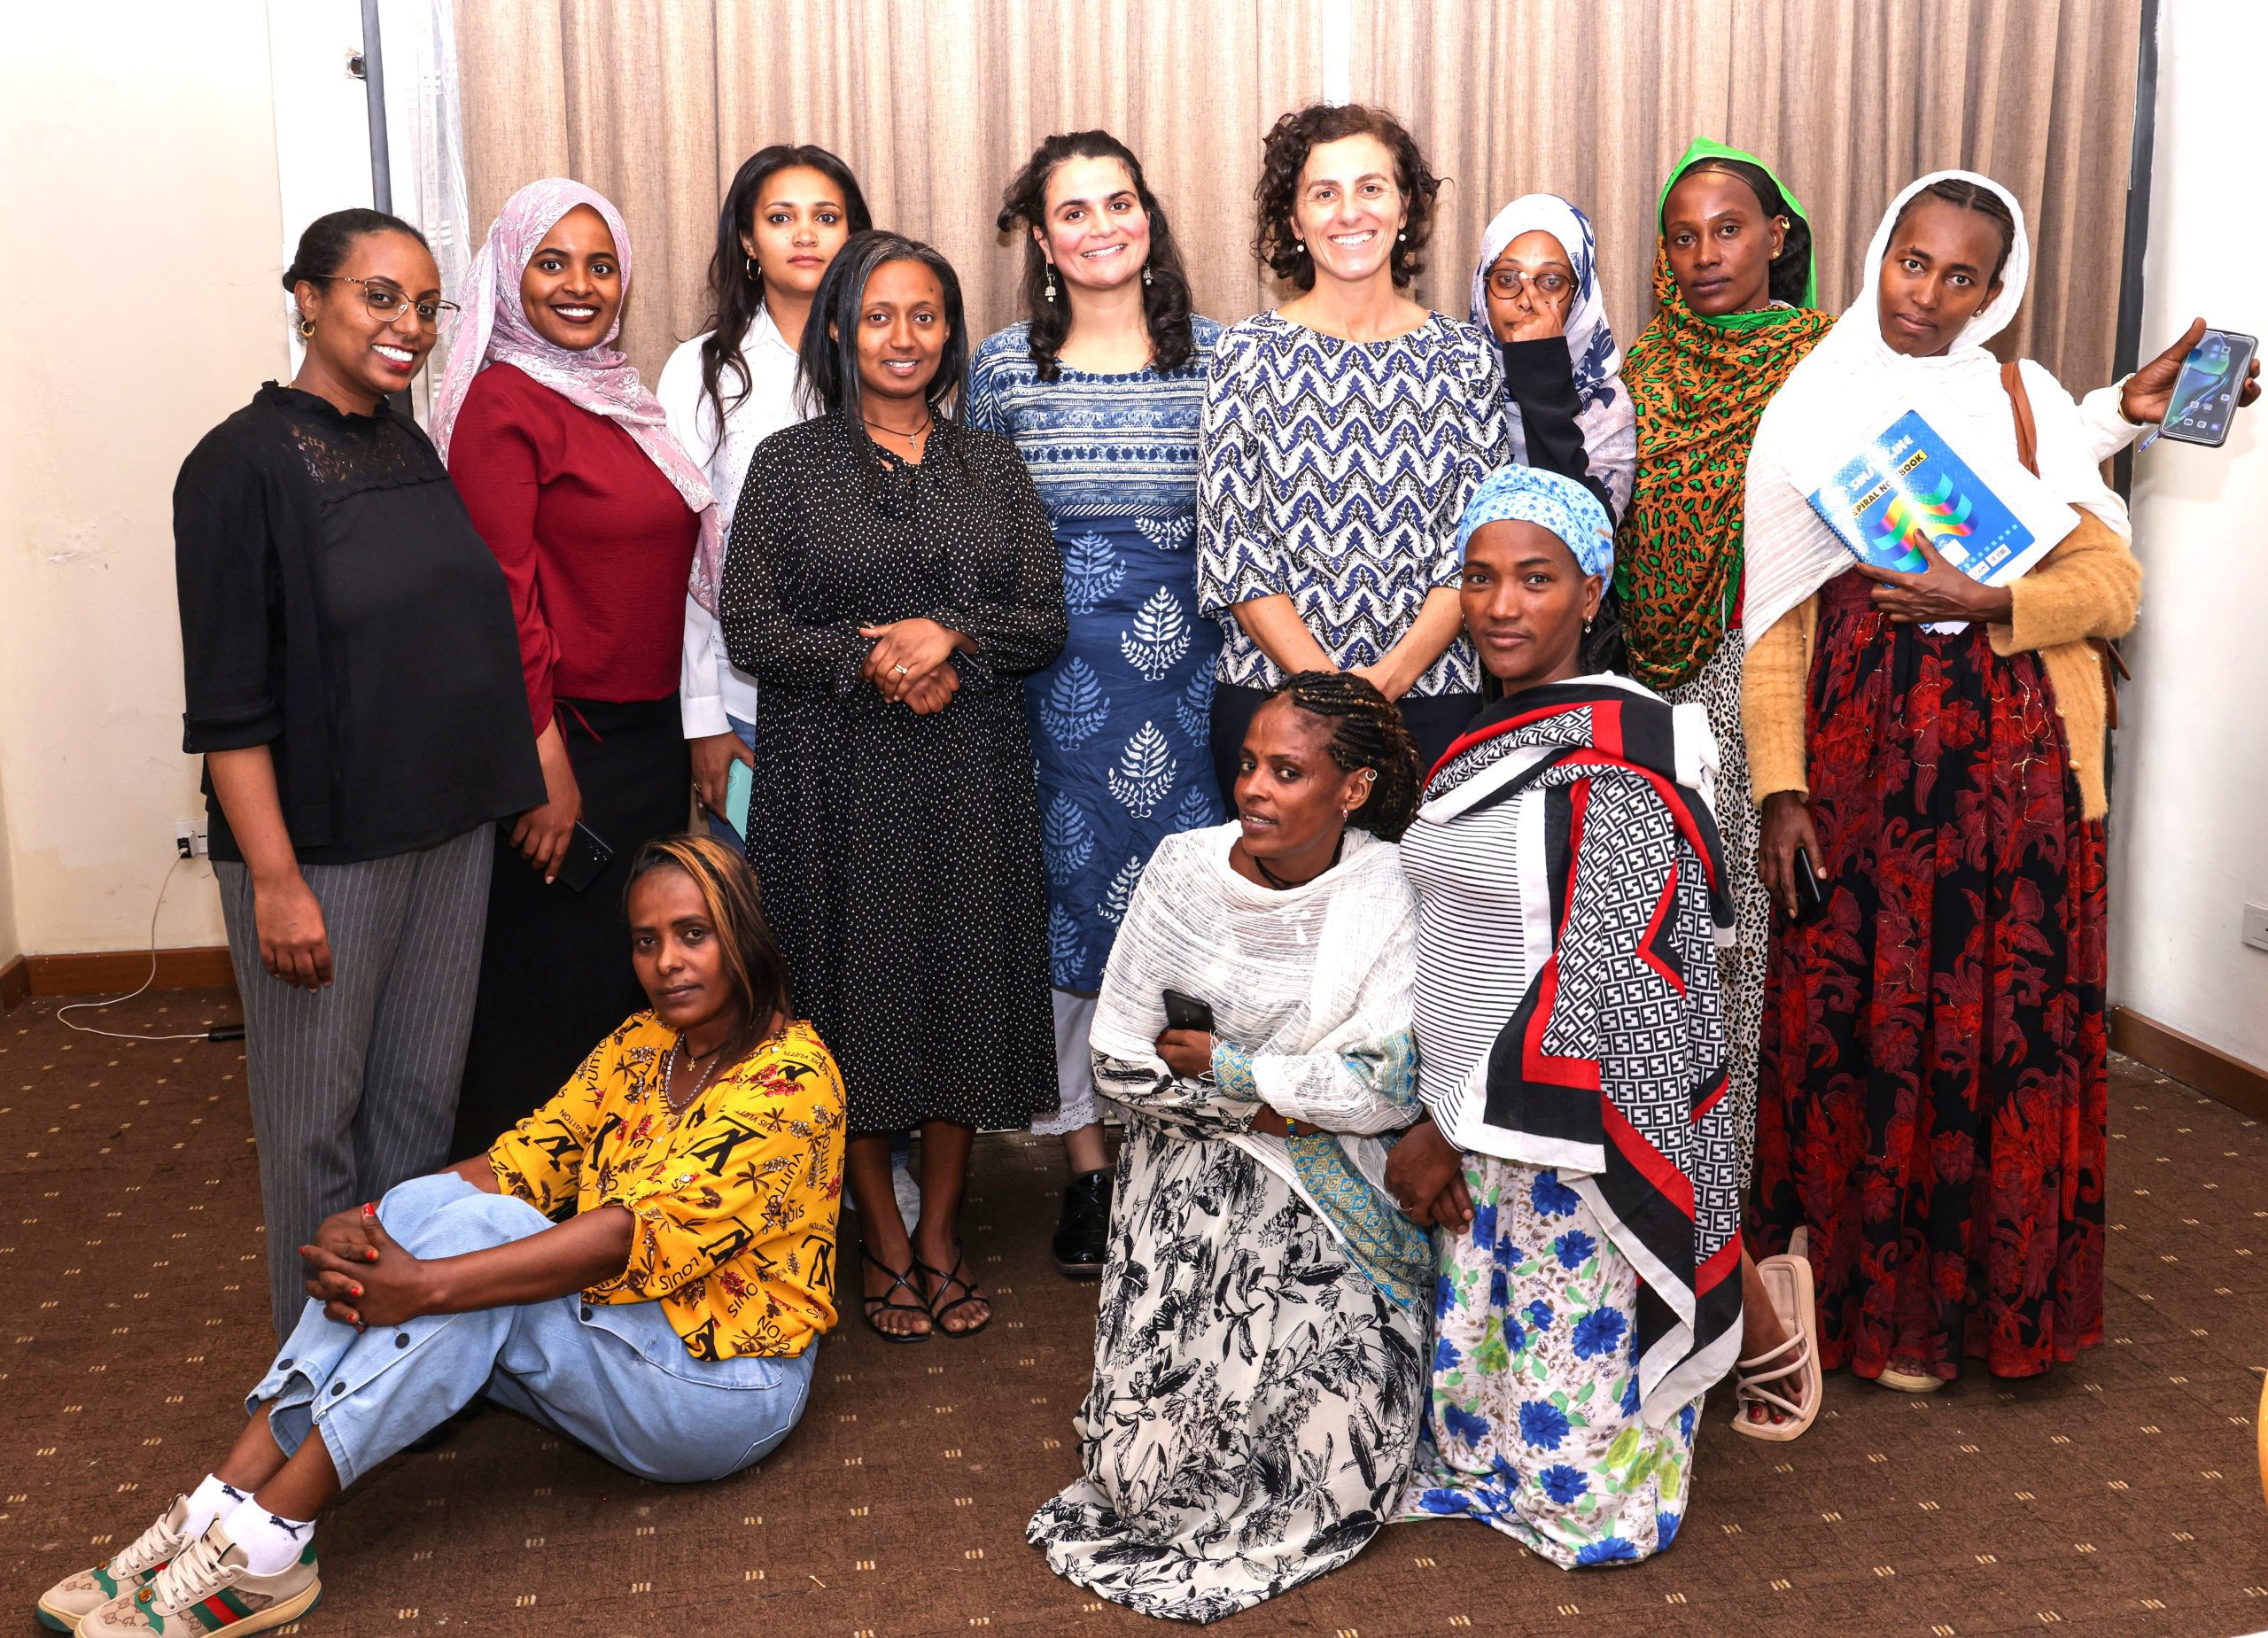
[0,4,377,963]
[2108,0,2268,1070]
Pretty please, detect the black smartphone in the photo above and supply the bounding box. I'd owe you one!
[1161,988,1216,1033]
[1790,846,1828,925]
[555,820,616,893]
[2156,328,2256,448]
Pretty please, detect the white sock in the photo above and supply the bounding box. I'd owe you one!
[181,1474,252,1542]
[219,1496,316,1576]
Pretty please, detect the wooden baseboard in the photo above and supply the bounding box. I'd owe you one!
[2111,1005,2268,1122]
[21,945,237,999]
[0,954,28,1013]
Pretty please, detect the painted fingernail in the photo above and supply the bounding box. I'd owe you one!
[351,1285,363,1298]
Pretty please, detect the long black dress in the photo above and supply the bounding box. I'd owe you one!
[722,414,1065,1133]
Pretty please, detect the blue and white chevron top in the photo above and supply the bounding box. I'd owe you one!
[1195,311,1508,696]
[964,317,1224,527]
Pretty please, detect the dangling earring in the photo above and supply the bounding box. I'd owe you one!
[744,254,758,282]
[1142,265,1153,288]
[298,316,315,338]
[1045,264,1057,304]
[1583,617,1595,634]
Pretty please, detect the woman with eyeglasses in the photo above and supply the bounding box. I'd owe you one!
[174,208,544,1339]
[435,179,717,1159]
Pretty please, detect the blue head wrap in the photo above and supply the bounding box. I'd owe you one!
[1455,465,1615,578]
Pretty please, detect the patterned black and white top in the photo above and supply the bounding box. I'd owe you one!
[1194,311,1508,697]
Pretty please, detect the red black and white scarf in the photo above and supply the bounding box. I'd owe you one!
[1421,678,1741,1422]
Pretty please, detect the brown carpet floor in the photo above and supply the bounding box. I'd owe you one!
[4,989,2266,1636]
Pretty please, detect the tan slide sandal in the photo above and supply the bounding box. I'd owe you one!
[1731,1252,1823,1441]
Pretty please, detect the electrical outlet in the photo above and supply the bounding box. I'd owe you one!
[2245,903,2268,954]
[174,823,209,860]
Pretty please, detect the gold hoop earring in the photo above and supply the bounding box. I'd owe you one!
[298,317,315,338]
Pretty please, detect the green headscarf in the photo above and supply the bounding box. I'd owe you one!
[1613,139,1833,690]
[1655,137,1819,314]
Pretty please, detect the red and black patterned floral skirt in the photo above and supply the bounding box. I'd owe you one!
[1748,570,2106,1382]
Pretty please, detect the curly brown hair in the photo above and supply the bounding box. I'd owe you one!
[1253,103,1441,291]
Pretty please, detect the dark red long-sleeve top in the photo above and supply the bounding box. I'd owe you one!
[447,361,699,734]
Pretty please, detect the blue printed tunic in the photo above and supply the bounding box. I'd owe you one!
[966,320,1226,991]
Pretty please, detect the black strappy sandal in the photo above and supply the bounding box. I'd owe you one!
[916,1254,992,1339]
[860,1247,932,1344]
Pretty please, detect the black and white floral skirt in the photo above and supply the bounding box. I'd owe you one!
[1028,1115,1425,1623]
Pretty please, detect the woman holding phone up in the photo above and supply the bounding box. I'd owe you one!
[1740,172,2146,1394]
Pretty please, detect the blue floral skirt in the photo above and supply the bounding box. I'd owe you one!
[1394,1160,1699,1568]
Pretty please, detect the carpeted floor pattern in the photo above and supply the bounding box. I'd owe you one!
[4,989,2267,1636]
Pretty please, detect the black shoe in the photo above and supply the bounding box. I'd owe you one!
[1052,1168,1114,1278]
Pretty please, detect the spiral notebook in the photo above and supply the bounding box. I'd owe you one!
[1802,403,2074,631]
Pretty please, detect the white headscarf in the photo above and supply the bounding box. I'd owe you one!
[1744,169,2127,645]
[1469,194,1637,520]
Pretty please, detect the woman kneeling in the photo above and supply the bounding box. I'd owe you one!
[1387,468,1742,1567]
[1029,672,1431,1622]
[38,835,844,1636]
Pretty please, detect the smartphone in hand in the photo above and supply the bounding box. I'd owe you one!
[2157,328,2257,448]
[1162,988,1216,1033]
[555,821,616,893]
[1790,846,1828,925]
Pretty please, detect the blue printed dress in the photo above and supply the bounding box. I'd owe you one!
[966,321,1226,1021]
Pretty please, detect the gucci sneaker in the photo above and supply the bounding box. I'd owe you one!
[77,1520,320,1637]
[35,1494,190,1631]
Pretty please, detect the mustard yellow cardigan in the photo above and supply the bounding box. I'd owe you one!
[1739,511,2141,820]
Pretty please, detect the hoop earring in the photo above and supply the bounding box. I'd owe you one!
[744,255,758,282]
[298,316,315,338]
[1045,264,1057,304]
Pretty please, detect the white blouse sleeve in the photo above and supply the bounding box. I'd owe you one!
[659,337,732,739]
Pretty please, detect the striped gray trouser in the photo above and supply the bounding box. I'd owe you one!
[217,825,494,1337]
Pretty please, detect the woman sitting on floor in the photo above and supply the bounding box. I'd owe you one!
[1028,671,1431,1623]
[36,835,844,1638]
[1386,466,1742,1568]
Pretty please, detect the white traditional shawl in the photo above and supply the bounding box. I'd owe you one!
[1089,824,1429,1302]
[1744,170,2130,648]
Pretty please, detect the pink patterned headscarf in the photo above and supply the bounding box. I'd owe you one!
[431,177,725,612]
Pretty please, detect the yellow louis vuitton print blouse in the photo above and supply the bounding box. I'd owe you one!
[487,1013,846,1360]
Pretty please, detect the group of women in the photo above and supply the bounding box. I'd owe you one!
[52,95,2250,1637]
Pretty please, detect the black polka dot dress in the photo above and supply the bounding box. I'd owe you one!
[721,412,1066,1133]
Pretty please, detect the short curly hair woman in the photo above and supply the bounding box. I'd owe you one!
[1197,101,1508,794]
[1252,102,1442,290]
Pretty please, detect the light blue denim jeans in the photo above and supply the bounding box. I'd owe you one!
[705,713,757,849]
[249,1173,816,1487]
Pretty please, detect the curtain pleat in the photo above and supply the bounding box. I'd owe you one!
[1349,0,2140,392]
[454,0,1322,379]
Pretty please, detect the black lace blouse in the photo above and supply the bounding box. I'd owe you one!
[174,383,543,865]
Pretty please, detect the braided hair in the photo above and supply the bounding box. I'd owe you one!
[1891,177,2017,283]
[1266,672,1424,842]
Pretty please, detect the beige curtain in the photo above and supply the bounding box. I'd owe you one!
[455,0,1322,382]
[1350,0,2140,392]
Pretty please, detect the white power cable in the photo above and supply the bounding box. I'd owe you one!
[55,857,218,1044]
